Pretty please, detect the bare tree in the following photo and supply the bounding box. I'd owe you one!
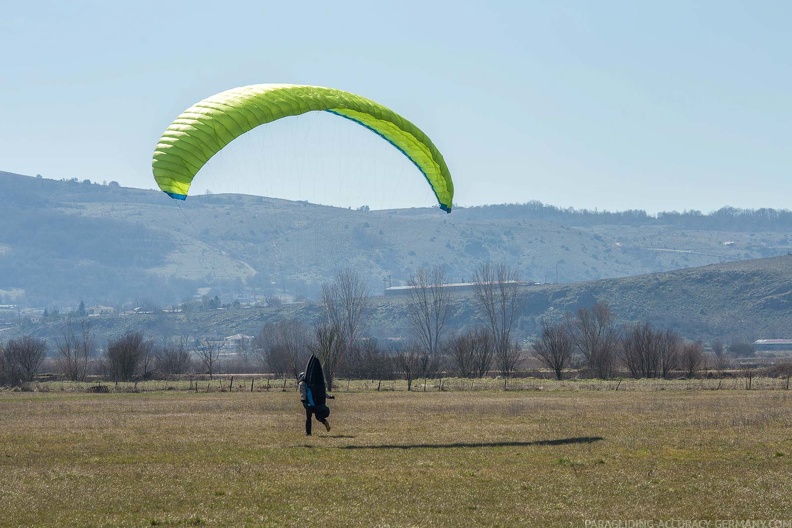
[658,329,680,379]
[473,328,494,378]
[342,338,393,382]
[338,341,364,379]
[394,342,424,391]
[3,336,47,386]
[263,343,291,380]
[321,268,369,374]
[449,327,493,378]
[532,320,574,380]
[620,322,659,378]
[155,343,192,378]
[472,262,524,379]
[406,266,451,359]
[620,323,680,379]
[729,341,756,358]
[498,340,523,384]
[253,320,310,379]
[197,340,221,379]
[448,331,476,378]
[680,340,704,378]
[56,320,94,382]
[105,332,152,382]
[711,339,725,359]
[471,328,494,378]
[233,336,253,372]
[711,339,728,373]
[309,322,344,391]
[567,302,619,379]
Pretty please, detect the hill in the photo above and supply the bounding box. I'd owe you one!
[522,255,792,341]
[2,170,790,313]
[9,255,792,347]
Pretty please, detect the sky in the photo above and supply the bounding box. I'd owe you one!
[2,0,790,214]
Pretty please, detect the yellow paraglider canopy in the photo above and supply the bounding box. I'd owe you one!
[152,84,454,212]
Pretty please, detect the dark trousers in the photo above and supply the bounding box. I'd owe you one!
[303,402,327,434]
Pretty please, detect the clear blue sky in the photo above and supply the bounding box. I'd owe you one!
[2,0,790,214]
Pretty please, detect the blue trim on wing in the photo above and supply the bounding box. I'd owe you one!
[166,192,187,201]
[326,109,451,213]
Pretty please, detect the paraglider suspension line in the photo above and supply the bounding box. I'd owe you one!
[176,202,198,232]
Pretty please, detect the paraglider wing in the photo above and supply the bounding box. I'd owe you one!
[304,354,327,406]
[152,84,454,212]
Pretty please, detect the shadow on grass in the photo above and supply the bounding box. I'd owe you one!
[297,434,357,447]
[338,436,604,450]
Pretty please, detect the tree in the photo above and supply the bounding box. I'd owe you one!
[449,327,493,378]
[680,340,704,378]
[197,340,221,379]
[321,268,369,381]
[497,340,522,384]
[471,328,494,378]
[567,302,619,379]
[620,322,660,378]
[658,330,680,379]
[729,342,756,358]
[155,342,192,378]
[620,323,680,379]
[201,295,221,311]
[309,322,344,391]
[532,320,574,380]
[711,339,727,372]
[105,332,152,382]
[471,327,494,378]
[253,320,310,379]
[342,338,393,382]
[394,342,425,391]
[56,320,94,382]
[448,331,475,378]
[711,339,725,359]
[472,262,524,379]
[406,266,451,359]
[3,336,47,386]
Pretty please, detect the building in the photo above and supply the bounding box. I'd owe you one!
[224,333,253,351]
[753,339,792,354]
[87,305,115,317]
[384,280,537,297]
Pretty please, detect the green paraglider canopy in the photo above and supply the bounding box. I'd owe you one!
[152,84,454,212]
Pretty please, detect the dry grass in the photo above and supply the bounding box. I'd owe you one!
[0,387,790,527]
[23,374,792,394]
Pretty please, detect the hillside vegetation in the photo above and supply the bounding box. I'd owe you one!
[2,171,792,344]
[2,171,790,310]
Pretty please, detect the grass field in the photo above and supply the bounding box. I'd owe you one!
[0,384,790,527]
